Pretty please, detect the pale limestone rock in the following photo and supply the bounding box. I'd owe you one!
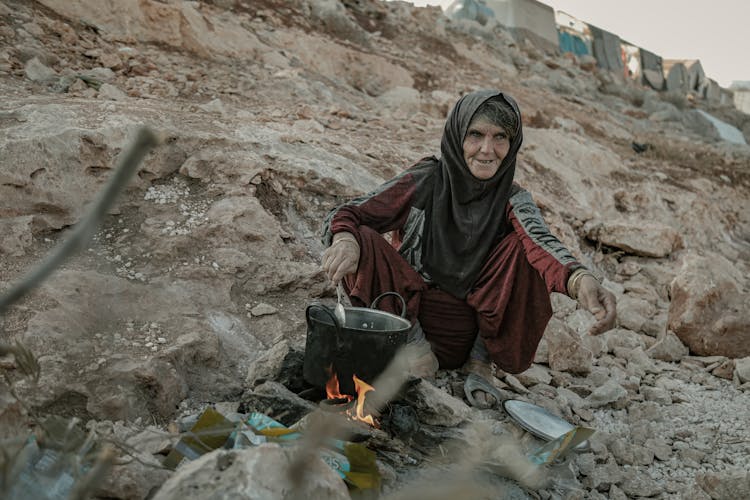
[584,220,681,258]
[377,86,421,118]
[581,333,606,358]
[423,89,455,118]
[96,451,171,500]
[646,330,689,362]
[152,445,350,500]
[712,359,735,380]
[126,426,172,455]
[198,98,226,114]
[250,303,278,317]
[310,0,369,45]
[616,296,655,333]
[619,470,661,497]
[98,82,127,100]
[503,374,529,394]
[736,357,750,383]
[608,485,628,500]
[610,439,654,466]
[246,340,291,387]
[605,328,647,351]
[0,215,34,256]
[644,437,672,461]
[533,337,549,364]
[515,364,551,386]
[640,386,672,405]
[587,379,627,408]
[545,317,592,375]
[620,347,659,377]
[575,453,595,476]
[668,252,750,357]
[551,292,578,316]
[78,66,115,82]
[38,0,269,58]
[292,118,325,135]
[696,470,750,500]
[405,379,471,427]
[24,56,57,82]
[248,381,316,421]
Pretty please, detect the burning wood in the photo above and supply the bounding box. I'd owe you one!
[325,368,379,428]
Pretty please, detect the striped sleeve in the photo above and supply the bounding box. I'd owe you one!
[508,188,583,294]
[321,173,417,246]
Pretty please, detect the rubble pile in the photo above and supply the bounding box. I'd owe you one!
[1,0,749,499]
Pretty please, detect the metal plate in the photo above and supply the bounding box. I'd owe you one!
[502,399,590,452]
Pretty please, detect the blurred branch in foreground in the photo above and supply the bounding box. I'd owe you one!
[0,127,160,315]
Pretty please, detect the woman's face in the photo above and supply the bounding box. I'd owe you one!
[462,118,511,180]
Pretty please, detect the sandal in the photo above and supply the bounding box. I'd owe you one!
[463,372,507,410]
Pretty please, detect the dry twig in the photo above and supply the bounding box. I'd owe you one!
[0,127,160,315]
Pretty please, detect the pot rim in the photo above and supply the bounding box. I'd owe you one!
[309,305,411,333]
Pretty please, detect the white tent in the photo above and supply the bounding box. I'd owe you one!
[484,0,559,52]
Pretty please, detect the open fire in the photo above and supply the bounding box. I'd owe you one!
[325,368,379,427]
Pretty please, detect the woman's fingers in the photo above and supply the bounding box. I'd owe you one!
[321,241,360,283]
[590,289,617,335]
[577,276,617,335]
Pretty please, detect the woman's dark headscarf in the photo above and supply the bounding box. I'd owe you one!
[421,90,523,299]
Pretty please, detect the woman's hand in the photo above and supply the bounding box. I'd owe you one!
[577,276,617,335]
[321,232,360,284]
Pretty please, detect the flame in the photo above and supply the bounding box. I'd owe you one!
[324,366,378,427]
[326,369,346,400]
[352,375,376,426]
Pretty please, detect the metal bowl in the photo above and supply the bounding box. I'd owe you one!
[503,399,591,452]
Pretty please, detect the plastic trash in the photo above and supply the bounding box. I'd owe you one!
[163,407,236,469]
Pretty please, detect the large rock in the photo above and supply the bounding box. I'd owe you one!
[96,452,171,500]
[151,445,350,500]
[37,0,268,58]
[310,0,369,45]
[696,470,750,500]
[13,270,261,421]
[0,126,120,230]
[24,57,57,83]
[404,379,471,426]
[544,317,592,374]
[0,215,34,256]
[667,253,750,357]
[523,128,625,213]
[584,220,681,257]
[736,357,750,383]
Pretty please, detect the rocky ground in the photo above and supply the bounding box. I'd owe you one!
[1,0,749,499]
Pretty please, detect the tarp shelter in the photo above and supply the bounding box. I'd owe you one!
[445,0,495,26]
[663,60,689,93]
[555,10,591,57]
[730,81,750,114]
[621,42,641,80]
[639,48,664,90]
[588,24,623,72]
[703,78,721,102]
[695,110,747,145]
[558,30,589,56]
[685,59,707,93]
[483,0,559,53]
[720,87,734,107]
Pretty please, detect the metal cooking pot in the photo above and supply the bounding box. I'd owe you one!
[303,292,411,396]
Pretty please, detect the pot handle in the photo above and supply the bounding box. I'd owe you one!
[306,304,344,350]
[306,303,342,332]
[370,292,407,318]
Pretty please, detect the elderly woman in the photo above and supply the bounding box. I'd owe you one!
[321,90,616,408]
